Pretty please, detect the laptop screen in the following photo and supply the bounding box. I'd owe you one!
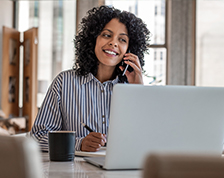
[103,84,224,169]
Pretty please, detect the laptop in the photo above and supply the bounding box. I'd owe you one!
[84,84,224,170]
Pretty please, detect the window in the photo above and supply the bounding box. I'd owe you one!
[106,0,167,85]
[160,51,163,60]
[34,1,38,17]
[155,5,158,16]
[16,0,76,107]
[161,1,165,16]
[196,0,224,87]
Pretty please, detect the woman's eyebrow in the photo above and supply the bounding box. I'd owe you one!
[102,29,128,37]
[120,33,129,37]
[102,29,112,33]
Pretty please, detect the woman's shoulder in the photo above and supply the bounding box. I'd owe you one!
[49,69,79,92]
[54,69,90,84]
[58,69,76,77]
[55,69,81,80]
[50,69,76,86]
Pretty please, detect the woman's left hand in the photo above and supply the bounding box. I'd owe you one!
[120,53,143,84]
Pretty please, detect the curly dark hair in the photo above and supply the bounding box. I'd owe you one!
[73,5,150,82]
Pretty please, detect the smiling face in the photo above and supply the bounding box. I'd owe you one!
[95,18,129,71]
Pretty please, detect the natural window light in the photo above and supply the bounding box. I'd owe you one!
[196,0,224,87]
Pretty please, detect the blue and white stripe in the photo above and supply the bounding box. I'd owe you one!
[31,69,118,151]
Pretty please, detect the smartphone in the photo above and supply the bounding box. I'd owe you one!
[121,50,134,76]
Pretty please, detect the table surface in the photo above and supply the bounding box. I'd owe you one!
[41,153,142,178]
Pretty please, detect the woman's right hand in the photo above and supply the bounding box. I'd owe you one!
[81,132,107,152]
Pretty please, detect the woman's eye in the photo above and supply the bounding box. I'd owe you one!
[103,34,110,38]
[120,38,127,43]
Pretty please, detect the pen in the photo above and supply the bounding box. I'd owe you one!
[81,122,94,132]
[122,64,129,76]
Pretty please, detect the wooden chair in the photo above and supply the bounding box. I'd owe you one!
[0,135,42,178]
[143,153,224,178]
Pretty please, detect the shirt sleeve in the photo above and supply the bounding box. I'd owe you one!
[30,73,85,152]
[30,84,63,152]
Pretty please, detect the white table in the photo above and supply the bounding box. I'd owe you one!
[41,153,142,178]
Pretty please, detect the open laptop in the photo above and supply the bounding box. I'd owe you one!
[84,84,224,170]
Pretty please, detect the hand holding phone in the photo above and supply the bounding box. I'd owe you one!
[120,50,144,84]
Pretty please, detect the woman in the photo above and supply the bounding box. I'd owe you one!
[31,5,150,152]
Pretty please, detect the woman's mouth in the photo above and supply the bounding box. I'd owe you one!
[103,50,118,56]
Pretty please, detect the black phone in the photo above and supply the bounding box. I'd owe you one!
[121,50,134,75]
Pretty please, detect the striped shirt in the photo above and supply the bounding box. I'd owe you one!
[31,69,119,151]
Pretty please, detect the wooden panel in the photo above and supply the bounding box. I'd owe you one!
[22,27,38,131]
[76,0,104,32]
[1,26,20,117]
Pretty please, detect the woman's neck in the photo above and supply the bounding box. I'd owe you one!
[95,65,116,83]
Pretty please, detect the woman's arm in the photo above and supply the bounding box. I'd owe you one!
[31,87,62,152]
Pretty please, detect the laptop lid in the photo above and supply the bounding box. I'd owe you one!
[99,84,224,170]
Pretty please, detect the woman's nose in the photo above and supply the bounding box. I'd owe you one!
[109,39,118,47]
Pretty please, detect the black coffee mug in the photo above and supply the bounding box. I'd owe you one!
[48,131,76,161]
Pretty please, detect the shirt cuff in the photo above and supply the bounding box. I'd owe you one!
[75,137,84,151]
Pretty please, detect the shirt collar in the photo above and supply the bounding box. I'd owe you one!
[81,73,94,85]
[81,73,119,86]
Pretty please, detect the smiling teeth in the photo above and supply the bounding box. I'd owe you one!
[105,50,117,55]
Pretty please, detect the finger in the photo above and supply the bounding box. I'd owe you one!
[82,144,101,152]
[103,134,107,141]
[98,138,106,146]
[124,60,141,74]
[123,53,141,68]
[101,134,107,146]
[94,133,106,145]
[123,59,141,74]
[90,132,107,142]
[81,138,101,152]
[87,133,107,145]
[86,141,101,149]
[86,135,102,144]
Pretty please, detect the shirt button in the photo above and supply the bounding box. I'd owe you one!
[102,115,105,118]
[101,90,104,93]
